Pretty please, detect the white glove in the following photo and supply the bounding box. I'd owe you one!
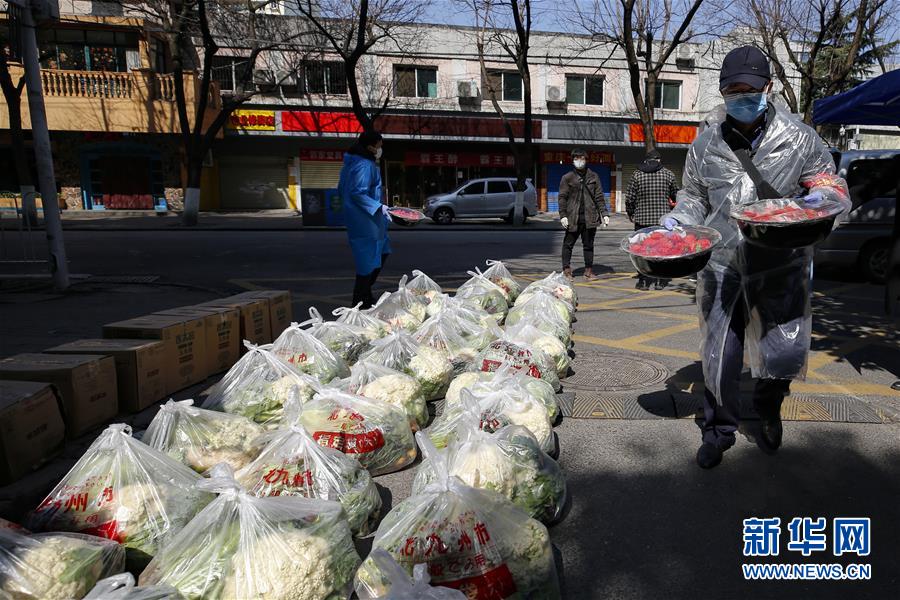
[602,216,610,228]
[560,217,569,229]
[381,204,390,216]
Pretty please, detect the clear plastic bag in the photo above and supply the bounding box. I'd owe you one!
[503,322,571,378]
[203,342,322,428]
[0,528,125,600]
[343,360,428,431]
[139,465,361,600]
[510,288,574,326]
[406,270,444,306]
[413,311,480,375]
[27,424,213,570]
[518,272,577,307]
[144,400,265,474]
[356,550,466,600]
[476,339,561,392]
[445,368,559,423]
[504,295,571,345]
[299,307,370,364]
[298,389,418,476]
[482,260,521,302]
[234,401,382,536]
[270,322,350,383]
[455,269,509,319]
[85,574,182,600]
[413,402,566,524]
[431,298,502,350]
[359,332,454,401]
[371,276,428,330]
[355,433,561,599]
[333,303,389,342]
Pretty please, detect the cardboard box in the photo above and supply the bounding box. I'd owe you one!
[237,290,293,339]
[44,339,166,413]
[200,297,271,347]
[155,306,240,376]
[0,381,66,484]
[0,354,117,438]
[103,314,206,395]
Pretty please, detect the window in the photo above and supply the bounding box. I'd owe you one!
[847,158,897,207]
[566,75,604,105]
[393,66,437,98]
[461,182,484,195]
[37,29,137,72]
[211,56,253,92]
[486,70,523,102]
[487,180,512,194]
[648,80,682,110]
[300,61,347,95]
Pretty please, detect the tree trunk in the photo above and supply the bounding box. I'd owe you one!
[0,55,36,225]
[346,55,374,134]
[182,157,203,226]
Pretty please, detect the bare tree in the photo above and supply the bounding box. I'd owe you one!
[0,46,36,225]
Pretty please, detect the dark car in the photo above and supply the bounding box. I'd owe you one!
[815,149,897,283]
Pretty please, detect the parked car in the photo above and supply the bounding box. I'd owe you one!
[815,149,897,283]
[423,178,538,224]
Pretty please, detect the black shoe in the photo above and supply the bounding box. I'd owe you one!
[635,279,648,290]
[758,416,783,454]
[696,442,724,469]
[654,280,667,290]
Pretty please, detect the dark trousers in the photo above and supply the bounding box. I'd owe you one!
[635,223,669,287]
[562,224,596,270]
[353,254,389,309]
[702,299,790,448]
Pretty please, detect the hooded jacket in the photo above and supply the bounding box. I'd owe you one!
[337,147,391,275]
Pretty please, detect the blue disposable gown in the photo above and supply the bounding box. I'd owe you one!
[337,152,392,275]
[663,104,850,403]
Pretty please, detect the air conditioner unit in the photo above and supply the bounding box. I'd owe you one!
[457,80,478,99]
[546,85,565,104]
[675,45,697,69]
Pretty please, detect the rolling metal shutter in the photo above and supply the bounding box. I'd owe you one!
[300,161,343,189]
[219,156,290,209]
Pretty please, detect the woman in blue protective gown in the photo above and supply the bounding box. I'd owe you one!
[337,130,391,308]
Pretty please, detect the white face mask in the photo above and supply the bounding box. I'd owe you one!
[375,147,383,160]
[573,159,586,170]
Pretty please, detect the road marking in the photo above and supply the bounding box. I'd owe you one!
[616,321,698,344]
[573,333,698,359]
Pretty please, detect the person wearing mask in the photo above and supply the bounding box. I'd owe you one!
[338,130,391,308]
[660,46,850,469]
[625,150,679,289]
[558,148,610,280]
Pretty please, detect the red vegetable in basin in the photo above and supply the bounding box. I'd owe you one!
[630,230,712,258]
[738,205,832,223]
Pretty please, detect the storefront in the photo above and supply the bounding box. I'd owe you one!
[541,149,615,213]
[76,138,174,210]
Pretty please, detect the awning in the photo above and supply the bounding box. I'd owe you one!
[812,69,900,126]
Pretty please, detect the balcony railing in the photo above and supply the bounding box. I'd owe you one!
[41,69,134,99]
[153,73,176,101]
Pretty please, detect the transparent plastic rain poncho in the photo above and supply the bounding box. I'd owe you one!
[517,272,577,307]
[445,366,559,423]
[359,332,454,401]
[234,400,381,536]
[502,322,571,379]
[340,360,429,431]
[426,388,555,455]
[270,322,349,383]
[455,269,510,319]
[406,270,444,306]
[476,339,561,392]
[356,549,466,600]
[413,311,481,375]
[0,528,125,600]
[355,433,561,600]
[664,104,850,402]
[505,292,572,345]
[299,307,370,364]
[26,424,212,570]
[84,574,182,600]
[298,389,417,476]
[482,260,521,302]
[333,303,389,342]
[202,342,323,428]
[139,465,361,600]
[412,397,566,524]
[144,400,265,474]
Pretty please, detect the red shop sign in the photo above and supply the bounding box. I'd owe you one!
[404,152,516,168]
[299,149,345,161]
[541,150,614,164]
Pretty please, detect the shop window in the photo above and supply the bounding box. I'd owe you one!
[393,66,437,98]
[566,75,603,105]
[487,180,512,194]
[485,70,523,102]
[648,80,681,110]
[301,61,347,95]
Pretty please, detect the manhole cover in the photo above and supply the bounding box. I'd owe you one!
[563,351,669,392]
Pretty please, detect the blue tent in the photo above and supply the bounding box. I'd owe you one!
[813,69,900,126]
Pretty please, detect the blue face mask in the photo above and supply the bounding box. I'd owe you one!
[724,92,767,124]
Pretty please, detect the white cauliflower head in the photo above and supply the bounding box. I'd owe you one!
[362,373,428,430]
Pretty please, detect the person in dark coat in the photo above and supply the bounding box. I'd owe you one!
[337,130,391,308]
[558,148,610,280]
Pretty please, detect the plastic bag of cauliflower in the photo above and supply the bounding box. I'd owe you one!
[356,549,466,600]
[203,342,322,428]
[26,424,213,570]
[354,433,561,600]
[270,323,349,383]
[406,270,443,306]
[84,573,182,600]
[0,528,125,600]
[359,332,454,401]
[502,322,571,378]
[298,389,418,476]
[234,401,382,536]
[300,307,370,364]
[445,367,559,424]
[139,464,361,600]
[504,296,572,346]
[476,339,561,391]
[333,303,389,342]
[482,260,521,302]
[370,295,423,333]
[455,269,509,320]
[413,311,480,375]
[517,272,577,308]
[412,399,566,524]
[510,289,575,328]
[341,360,428,431]
[144,400,264,474]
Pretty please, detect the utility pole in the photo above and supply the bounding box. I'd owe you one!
[12,0,69,290]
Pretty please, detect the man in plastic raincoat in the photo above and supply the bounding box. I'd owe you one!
[338,131,392,308]
[660,46,850,468]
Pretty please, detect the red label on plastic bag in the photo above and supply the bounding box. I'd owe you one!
[436,564,518,599]
[312,429,385,454]
[80,519,125,543]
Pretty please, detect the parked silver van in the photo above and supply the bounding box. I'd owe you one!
[423,178,538,224]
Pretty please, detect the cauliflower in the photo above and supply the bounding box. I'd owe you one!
[528,335,570,378]
[0,533,125,600]
[362,373,428,431]
[415,442,517,499]
[496,519,557,595]
[445,372,483,405]
[477,341,561,391]
[383,310,421,332]
[495,402,554,455]
[271,324,349,383]
[333,305,388,341]
[407,346,454,401]
[218,374,318,428]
